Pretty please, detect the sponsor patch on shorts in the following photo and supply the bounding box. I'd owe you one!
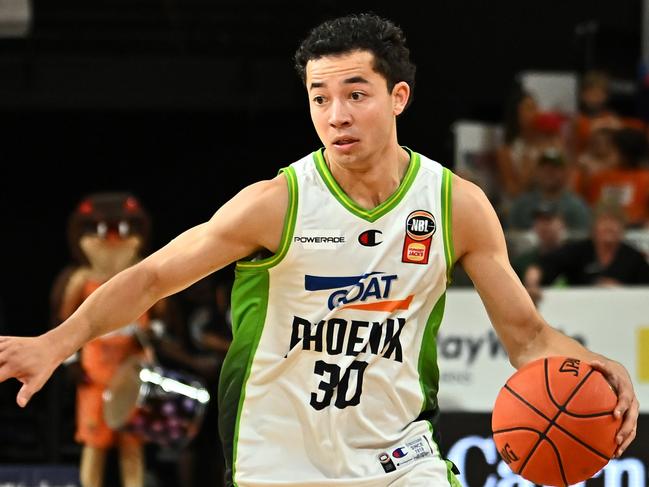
[377,433,435,472]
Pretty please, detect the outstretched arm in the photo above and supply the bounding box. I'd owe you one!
[0,174,288,407]
[451,174,638,457]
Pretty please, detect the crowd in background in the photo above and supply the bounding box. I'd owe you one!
[456,69,649,296]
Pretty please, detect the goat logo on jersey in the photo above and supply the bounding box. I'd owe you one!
[402,210,435,264]
[304,272,413,311]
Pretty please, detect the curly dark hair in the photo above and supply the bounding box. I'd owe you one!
[294,13,416,110]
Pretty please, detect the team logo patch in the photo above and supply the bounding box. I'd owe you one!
[358,229,382,247]
[304,272,413,311]
[402,210,435,264]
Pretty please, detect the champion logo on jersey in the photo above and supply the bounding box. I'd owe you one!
[358,229,382,247]
[304,272,414,311]
[402,210,435,264]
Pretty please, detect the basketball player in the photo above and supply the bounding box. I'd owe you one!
[0,13,638,487]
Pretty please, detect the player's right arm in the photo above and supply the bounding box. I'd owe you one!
[0,173,289,407]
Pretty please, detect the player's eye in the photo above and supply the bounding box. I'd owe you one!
[313,95,325,105]
[350,92,364,101]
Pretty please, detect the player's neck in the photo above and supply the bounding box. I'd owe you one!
[325,143,410,210]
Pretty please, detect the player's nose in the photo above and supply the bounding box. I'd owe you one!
[328,99,351,128]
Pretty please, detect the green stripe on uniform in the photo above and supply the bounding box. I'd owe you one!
[441,168,455,283]
[418,293,446,415]
[218,268,271,486]
[313,148,420,222]
[237,165,299,271]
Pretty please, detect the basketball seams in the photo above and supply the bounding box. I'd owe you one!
[502,359,612,484]
[494,357,619,486]
[546,360,596,411]
[559,371,617,418]
[525,434,569,487]
[503,384,552,421]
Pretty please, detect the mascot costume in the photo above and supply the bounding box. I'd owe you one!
[51,192,152,487]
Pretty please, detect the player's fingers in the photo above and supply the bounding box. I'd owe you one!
[17,381,37,408]
[615,397,639,457]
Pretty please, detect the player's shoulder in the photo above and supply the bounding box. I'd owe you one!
[450,171,491,211]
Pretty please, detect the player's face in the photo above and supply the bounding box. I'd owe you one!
[305,50,409,167]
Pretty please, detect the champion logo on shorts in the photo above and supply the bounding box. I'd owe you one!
[392,447,408,458]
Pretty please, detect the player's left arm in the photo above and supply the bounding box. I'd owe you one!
[450,173,638,457]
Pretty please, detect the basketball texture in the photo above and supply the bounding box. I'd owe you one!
[492,356,621,487]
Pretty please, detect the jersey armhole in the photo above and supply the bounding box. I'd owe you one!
[235,166,299,272]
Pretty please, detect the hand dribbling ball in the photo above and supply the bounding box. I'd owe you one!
[492,356,621,486]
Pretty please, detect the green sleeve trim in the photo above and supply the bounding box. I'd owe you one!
[236,166,298,271]
[313,148,420,223]
[441,167,455,284]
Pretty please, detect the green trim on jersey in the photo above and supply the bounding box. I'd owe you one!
[417,293,446,416]
[313,148,421,223]
[236,166,299,271]
[441,168,455,283]
[218,268,271,486]
[446,460,463,487]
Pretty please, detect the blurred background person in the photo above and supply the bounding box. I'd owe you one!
[569,70,623,159]
[508,148,591,233]
[151,273,232,487]
[496,87,543,202]
[527,204,649,288]
[581,127,649,227]
[512,202,568,282]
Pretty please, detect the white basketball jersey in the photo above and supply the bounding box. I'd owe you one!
[219,149,456,487]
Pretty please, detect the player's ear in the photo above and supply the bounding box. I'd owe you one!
[392,81,410,116]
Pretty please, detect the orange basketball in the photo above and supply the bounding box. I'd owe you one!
[492,356,621,487]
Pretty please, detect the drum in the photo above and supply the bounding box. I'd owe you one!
[103,356,211,448]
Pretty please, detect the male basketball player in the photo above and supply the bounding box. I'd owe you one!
[0,13,638,487]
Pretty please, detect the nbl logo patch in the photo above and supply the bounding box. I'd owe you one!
[402,210,435,264]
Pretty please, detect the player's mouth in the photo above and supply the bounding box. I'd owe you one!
[332,136,359,150]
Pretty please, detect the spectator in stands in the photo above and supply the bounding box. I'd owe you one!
[582,127,649,227]
[573,127,618,192]
[529,204,649,287]
[512,202,567,280]
[496,87,543,199]
[569,70,622,159]
[508,148,591,232]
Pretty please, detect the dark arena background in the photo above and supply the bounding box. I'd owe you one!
[1,1,648,486]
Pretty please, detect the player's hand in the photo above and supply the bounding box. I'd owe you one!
[0,335,62,407]
[590,358,639,457]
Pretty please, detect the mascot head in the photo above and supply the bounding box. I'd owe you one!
[68,192,151,274]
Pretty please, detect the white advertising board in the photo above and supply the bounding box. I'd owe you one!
[438,288,649,413]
